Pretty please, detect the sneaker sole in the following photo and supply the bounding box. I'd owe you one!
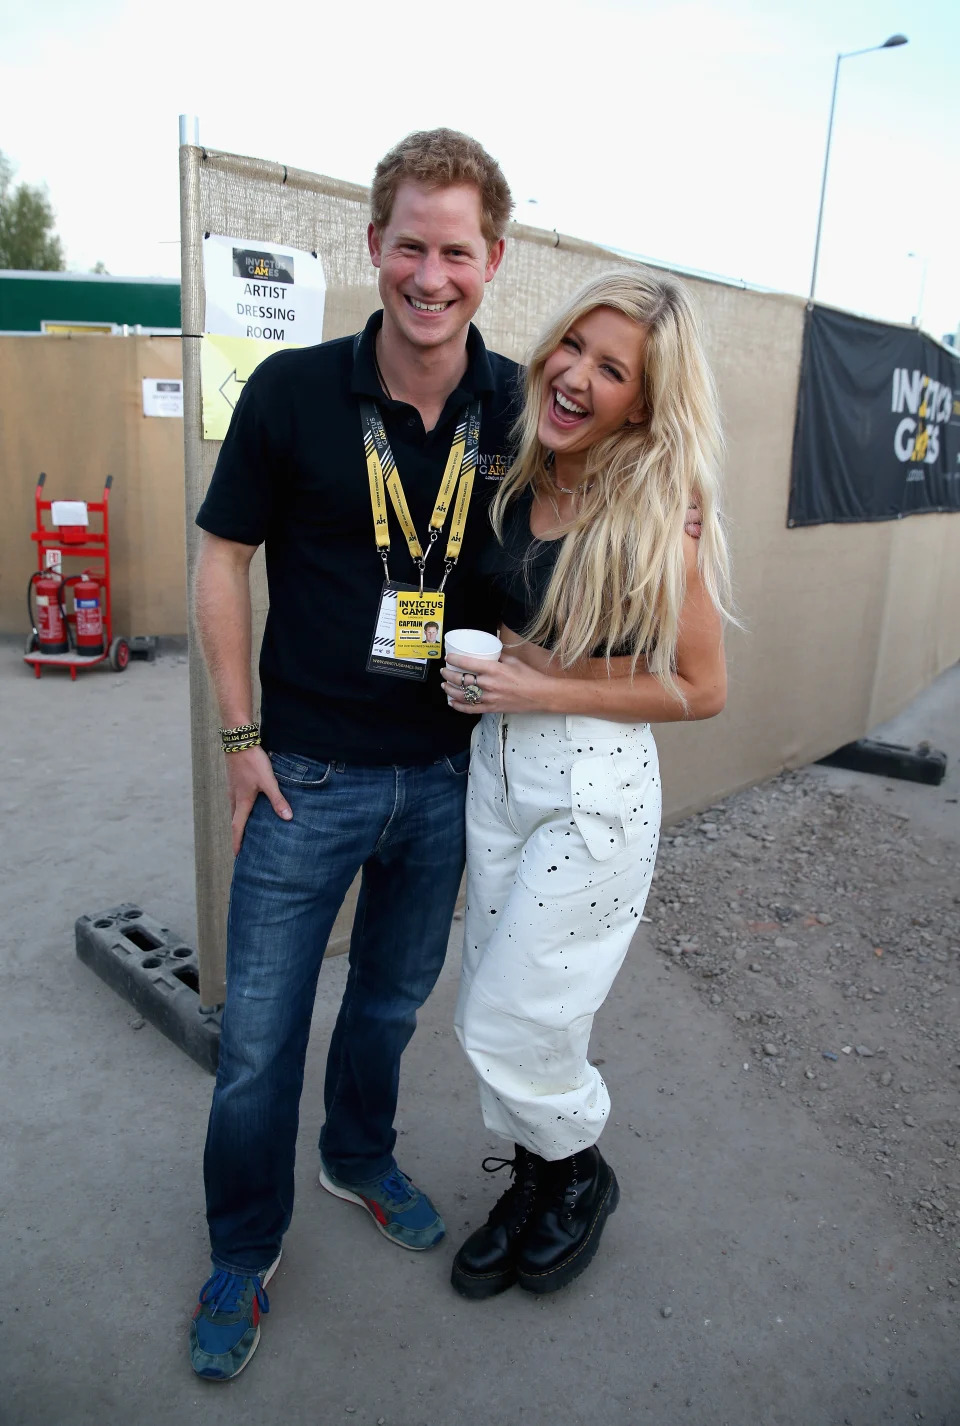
[450,1258,518,1301]
[516,1170,620,1295]
[318,1168,442,1252]
[193,1249,283,1383]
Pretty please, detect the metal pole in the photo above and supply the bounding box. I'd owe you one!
[179,114,200,147]
[808,38,908,307]
[809,54,842,305]
[907,253,928,328]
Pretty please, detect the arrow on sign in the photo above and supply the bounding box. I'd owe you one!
[219,369,246,409]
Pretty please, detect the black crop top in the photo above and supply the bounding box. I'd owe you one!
[478,487,636,657]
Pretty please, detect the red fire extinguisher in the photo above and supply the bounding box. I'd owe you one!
[69,572,105,657]
[27,569,69,654]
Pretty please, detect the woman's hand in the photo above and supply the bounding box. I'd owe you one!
[441,653,557,715]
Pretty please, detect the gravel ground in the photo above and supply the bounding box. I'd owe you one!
[649,762,960,1274]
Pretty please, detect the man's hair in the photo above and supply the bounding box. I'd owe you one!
[371,129,513,248]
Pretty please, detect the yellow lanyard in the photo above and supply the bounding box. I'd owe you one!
[360,397,482,592]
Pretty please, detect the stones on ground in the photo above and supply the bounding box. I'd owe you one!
[660,1306,673,1318]
[649,761,960,1245]
[763,1043,778,1057]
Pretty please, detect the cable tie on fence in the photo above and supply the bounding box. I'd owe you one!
[204,231,210,240]
[282,166,288,184]
[553,229,560,248]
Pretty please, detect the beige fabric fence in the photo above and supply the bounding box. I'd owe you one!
[180,145,960,1005]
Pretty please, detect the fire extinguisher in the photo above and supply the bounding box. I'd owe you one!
[27,569,69,654]
[66,572,105,657]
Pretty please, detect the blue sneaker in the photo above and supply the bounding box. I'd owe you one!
[189,1252,281,1381]
[318,1160,444,1250]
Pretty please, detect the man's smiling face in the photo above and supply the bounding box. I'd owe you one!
[368,181,504,355]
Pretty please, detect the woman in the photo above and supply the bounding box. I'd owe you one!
[440,267,732,1300]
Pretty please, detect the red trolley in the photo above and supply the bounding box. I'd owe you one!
[24,472,130,680]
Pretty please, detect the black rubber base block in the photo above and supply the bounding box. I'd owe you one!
[818,738,947,787]
[75,904,220,1073]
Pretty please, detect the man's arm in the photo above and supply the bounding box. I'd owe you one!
[194,530,293,854]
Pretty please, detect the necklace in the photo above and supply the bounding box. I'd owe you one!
[373,341,393,401]
[545,451,593,498]
[551,473,595,498]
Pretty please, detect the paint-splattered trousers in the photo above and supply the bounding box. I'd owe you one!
[455,712,661,1160]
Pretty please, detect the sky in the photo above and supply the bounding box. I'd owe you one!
[1,0,957,339]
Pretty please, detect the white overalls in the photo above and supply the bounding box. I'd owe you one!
[455,711,661,1160]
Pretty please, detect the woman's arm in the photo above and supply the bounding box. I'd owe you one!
[442,535,726,723]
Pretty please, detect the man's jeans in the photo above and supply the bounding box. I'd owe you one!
[203,747,469,1274]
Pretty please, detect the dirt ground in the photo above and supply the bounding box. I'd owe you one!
[650,763,960,1269]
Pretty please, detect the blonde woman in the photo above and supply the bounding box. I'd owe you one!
[440,268,732,1299]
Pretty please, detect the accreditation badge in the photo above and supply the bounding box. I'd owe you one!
[367,581,431,681]
[395,590,445,661]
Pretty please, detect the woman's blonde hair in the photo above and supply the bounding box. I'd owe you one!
[492,266,733,696]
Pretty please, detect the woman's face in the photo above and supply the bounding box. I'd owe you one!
[538,305,647,471]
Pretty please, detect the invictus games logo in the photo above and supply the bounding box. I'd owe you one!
[232,248,295,284]
[479,452,509,480]
[891,366,954,468]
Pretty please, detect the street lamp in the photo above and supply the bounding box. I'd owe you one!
[809,34,908,305]
[907,251,928,328]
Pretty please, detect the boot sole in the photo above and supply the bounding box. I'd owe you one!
[516,1170,620,1295]
[450,1259,518,1301]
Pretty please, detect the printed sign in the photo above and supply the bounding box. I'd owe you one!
[202,234,325,344]
[200,234,326,443]
[200,333,290,441]
[789,306,960,525]
[142,378,184,418]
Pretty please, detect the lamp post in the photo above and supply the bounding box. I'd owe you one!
[808,34,908,305]
[907,251,928,328]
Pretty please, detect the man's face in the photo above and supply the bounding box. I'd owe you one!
[368,181,505,354]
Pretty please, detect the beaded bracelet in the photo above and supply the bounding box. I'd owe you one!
[221,722,262,754]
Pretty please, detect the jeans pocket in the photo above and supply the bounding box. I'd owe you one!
[570,754,626,861]
[440,747,471,778]
[268,751,334,787]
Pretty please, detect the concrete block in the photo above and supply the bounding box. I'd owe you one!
[75,904,220,1073]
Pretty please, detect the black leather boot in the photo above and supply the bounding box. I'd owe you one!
[515,1144,619,1294]
[451,1147,543,1300]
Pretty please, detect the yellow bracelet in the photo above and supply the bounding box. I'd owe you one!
[221,722,261,753]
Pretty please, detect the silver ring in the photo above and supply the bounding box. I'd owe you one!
[462,683,483,705]
[459,671,478,689]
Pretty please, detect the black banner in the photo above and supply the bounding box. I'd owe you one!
[788,305,960,526]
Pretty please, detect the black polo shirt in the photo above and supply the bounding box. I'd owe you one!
[196,310,522,764]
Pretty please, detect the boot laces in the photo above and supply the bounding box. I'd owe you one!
[545,1154,580,1221]
[481,1151,539,1233]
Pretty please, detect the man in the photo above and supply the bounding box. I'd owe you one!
[189,128,702,1380]
[189,129,519,1381]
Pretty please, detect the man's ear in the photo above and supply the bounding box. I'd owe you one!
[367,222,382,268]
[484,237,506,283]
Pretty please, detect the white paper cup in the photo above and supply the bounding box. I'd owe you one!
[444,628,502,665]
